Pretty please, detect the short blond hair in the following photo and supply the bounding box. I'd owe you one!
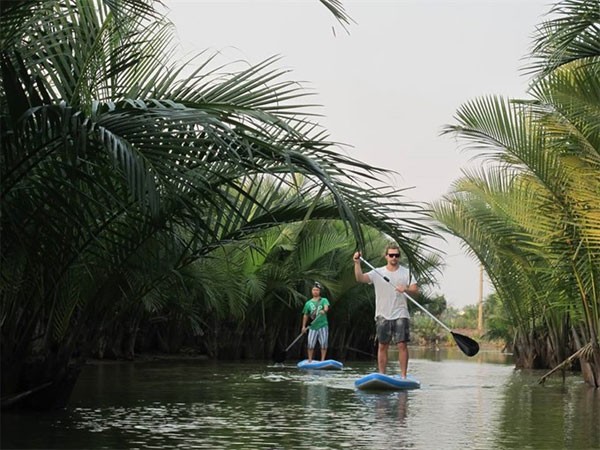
[384,243,400,256]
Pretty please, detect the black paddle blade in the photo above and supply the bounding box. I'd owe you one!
[274,332,305,363]
[272,347,286,364]
[451,332,480,357]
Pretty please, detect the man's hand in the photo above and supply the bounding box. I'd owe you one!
[395,284,408,293]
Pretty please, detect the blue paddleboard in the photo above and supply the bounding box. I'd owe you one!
[297,359,343,370]
[355,373,420,391]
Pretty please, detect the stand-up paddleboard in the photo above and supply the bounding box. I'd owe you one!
[355,373,420,391]
[297,359,343,370]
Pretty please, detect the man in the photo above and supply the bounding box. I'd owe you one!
[353,244,418,378]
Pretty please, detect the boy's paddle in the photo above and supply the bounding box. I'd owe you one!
[359,256,480,357]
[286,332,305,353]
[273,331,306,364]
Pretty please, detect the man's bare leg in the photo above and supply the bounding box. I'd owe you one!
[378,343,389,374]
[398,342,408,378]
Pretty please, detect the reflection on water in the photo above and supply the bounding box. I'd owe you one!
[302,375,330,410]
[2,350,598,450]
[356,390,409,423]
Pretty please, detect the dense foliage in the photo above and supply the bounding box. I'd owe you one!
[433,0,600,386]
[0,0,438,409]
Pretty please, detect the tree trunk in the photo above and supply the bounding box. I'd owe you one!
[580,342,600,388]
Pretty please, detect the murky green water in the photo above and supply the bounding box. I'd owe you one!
[2,349,598,449]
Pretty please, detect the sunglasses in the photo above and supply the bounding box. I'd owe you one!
[387,253,400,258]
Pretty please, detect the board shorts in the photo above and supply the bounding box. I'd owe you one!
[376,316,410,344]
[307,327,328,349]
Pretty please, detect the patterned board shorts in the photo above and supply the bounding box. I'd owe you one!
[376,316,410,344]
[307,327,329,349]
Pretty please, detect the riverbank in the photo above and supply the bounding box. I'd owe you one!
[86,338,509,366]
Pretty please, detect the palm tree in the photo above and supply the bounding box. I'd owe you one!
[1,0,436,409]
[432,0,600,386]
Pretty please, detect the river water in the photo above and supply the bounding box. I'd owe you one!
[2,349,598,449]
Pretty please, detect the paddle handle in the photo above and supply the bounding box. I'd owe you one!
[358,256,452,333]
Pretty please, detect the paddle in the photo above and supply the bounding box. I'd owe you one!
[286,332,305,353]
[359,256,480,357]
[273,330,306,364]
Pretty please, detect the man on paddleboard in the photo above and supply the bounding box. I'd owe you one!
[301,282,330,362]
[353,244,419,378]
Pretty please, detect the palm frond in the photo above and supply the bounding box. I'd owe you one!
[527,0,600,77]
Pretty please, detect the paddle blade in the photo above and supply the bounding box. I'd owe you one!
[272,347,286,364]
[451,332,480,357]
[273,332,305,363]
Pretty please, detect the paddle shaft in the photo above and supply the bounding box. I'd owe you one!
[280,308,322,356]
[359,256,452,333]
[285,331,305,352]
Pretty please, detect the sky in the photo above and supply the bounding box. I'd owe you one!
[165,0,553,309]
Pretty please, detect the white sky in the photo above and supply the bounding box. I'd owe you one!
[165,0,553,309]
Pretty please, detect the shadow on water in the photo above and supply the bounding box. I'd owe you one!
[1,353,598,450]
